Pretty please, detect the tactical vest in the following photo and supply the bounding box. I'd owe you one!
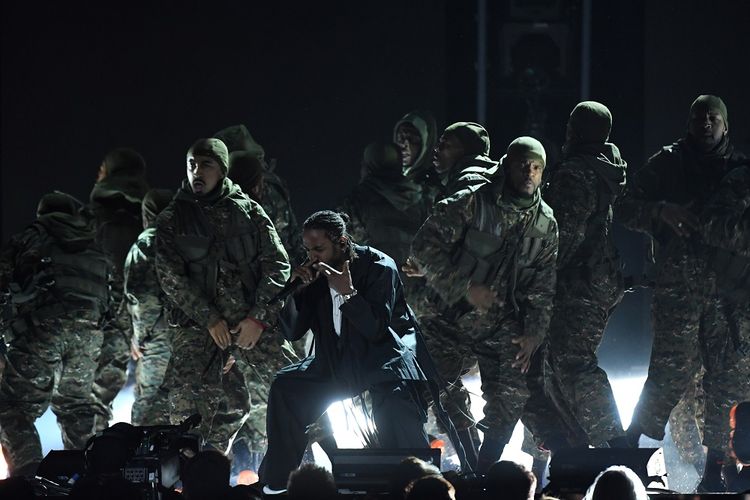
[17,223,110,320]
[452,185,553,313]
[171,193,261,312]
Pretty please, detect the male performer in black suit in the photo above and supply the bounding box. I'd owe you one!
[258,210,428,493]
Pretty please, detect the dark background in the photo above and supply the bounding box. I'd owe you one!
[2,1,749,370]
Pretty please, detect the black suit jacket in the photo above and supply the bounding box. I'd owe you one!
[278,244,425,392]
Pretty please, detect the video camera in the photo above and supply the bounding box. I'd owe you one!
[33,414,201,499]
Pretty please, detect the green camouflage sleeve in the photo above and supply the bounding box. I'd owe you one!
[124,233,164,341]
[700,166,750,257]
[245,203,291,327]
[155,207,223,329]
[410,190,475,305]
[519,215,559,340]
[544,165,597,269]
[614,152,668,236]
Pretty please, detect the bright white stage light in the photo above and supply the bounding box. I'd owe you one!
[2,366,650,481]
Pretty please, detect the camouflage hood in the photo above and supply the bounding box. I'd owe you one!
[446,154,497,188]
[359,141,424,211]
[35,212,97,251]
[563,142,627,197]
[89,174,149,211]
[360,176,423,213]
[393,110,438,180]
[213,124,266,159]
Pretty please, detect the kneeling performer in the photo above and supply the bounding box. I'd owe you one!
[259,210,428,492]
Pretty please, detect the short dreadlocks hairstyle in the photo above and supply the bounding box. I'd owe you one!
[303,210,356,260]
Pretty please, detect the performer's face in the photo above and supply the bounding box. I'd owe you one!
[187,154,224,195]
[302,229,347,270]
[507,157,544,197]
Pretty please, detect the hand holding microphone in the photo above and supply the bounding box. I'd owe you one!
[267,257,318,305]
[291,258,319,286]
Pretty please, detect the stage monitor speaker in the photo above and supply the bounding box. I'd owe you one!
[547,447,667,494]
[329,447,441,493]
[37,450,86,485]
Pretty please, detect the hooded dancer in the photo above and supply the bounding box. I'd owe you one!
[84,148,149,431]
[154,138,289,450]
[340,141,431,304]
[124,188,175,425]
[214,124,305,264]
[0,193,109,475]
[393,110,440,202]
[618,95,750,491]
[411,136,561,472]
[402,122,496,465]
[541,101,629,449]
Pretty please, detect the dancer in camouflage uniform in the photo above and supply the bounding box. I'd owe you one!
[124,188,174,425]
[412,136,559,472]
[542,101,628,448]
[86,148,149,431]
[0,193,109,475]
[619,95,750,491]
[155,138,289,451]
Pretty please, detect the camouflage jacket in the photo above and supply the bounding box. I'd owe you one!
[700,164,750,258]
[543,142,626,273]
[124,227,166,342]
[155,178,290,330]
[0,213,110,320]
[340,175,430,267]
[440,155,496,203]
[261,167,305,264]
[87,175,148,328]
[615,138,743,243]
[615,137,746,287]
[411,176,558,339]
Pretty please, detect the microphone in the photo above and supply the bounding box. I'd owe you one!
[267,258,311,306]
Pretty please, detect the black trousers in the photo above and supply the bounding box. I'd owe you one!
[258,370,428,489]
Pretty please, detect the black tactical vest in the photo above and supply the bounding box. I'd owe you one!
[452,184,553,314]
[171,193,261,307]
[18,222,110,319]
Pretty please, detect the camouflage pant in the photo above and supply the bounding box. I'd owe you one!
[521,425,550,462]
[131,326,172,426]
[669,368,706,469]
[224,330,300,452]
[0,316,102,474]
[546,273,624,446]
[164,324,252,453]
[90,324,130,431]
[421,308,564,445]
[420,314,476,431]
[633,278,750,451]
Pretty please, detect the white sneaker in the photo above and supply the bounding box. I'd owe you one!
[262,484,288,495]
